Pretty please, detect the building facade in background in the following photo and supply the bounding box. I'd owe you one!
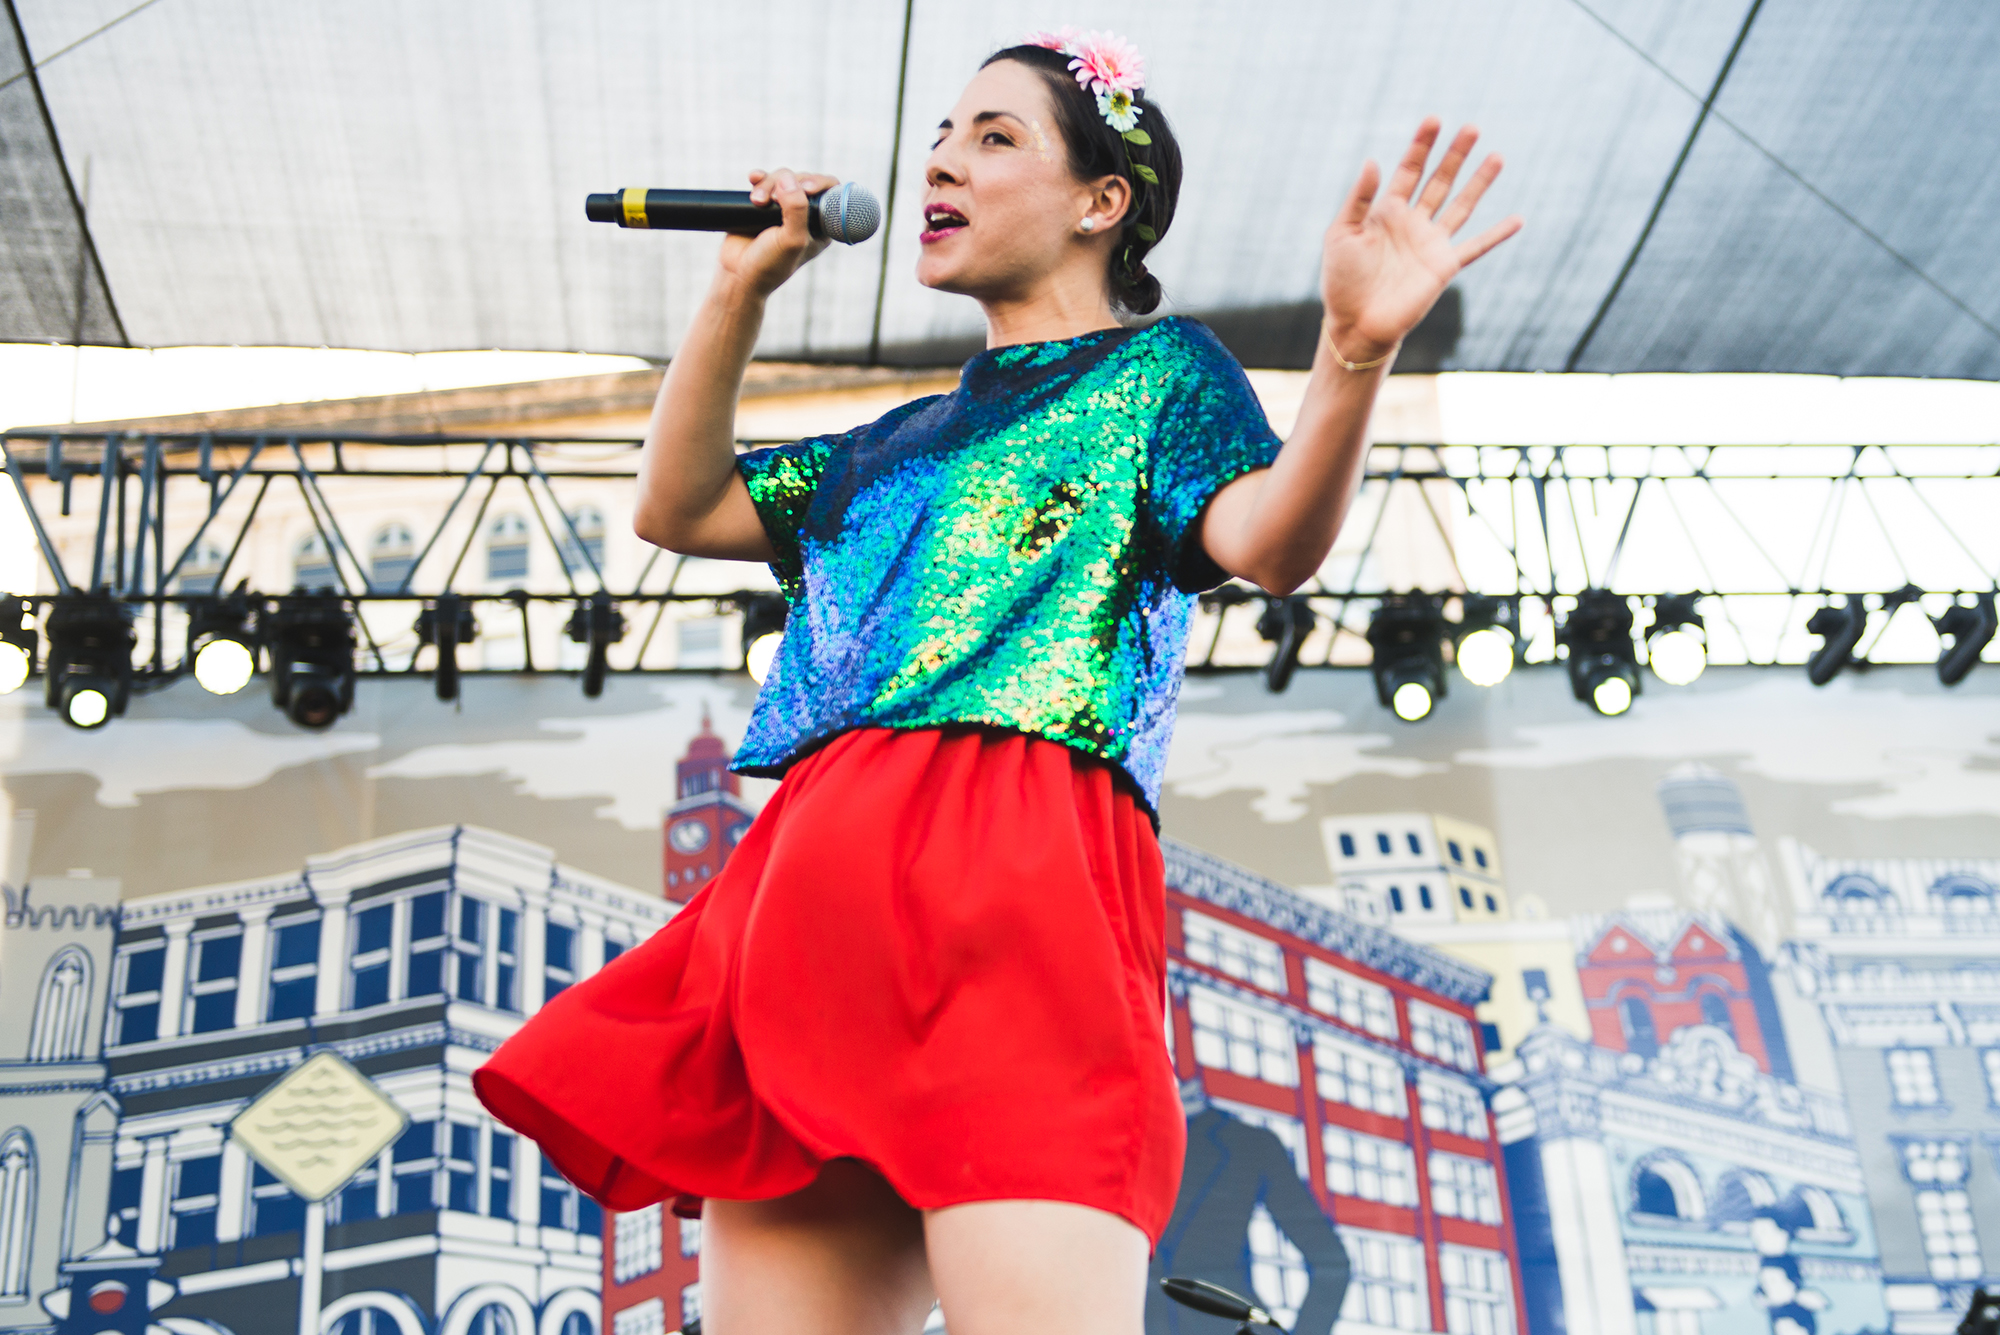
[660,713,757,907]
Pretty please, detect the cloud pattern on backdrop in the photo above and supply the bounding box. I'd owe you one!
[1163,703,1441,822]
[0,713,381,806]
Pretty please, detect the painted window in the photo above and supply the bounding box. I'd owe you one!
[490,1132,515,1219]
[332,1310,404,1335]
[370,522,417,589]
[27,946,91,1061]
[408,891,448,998]
[0,1130,34,1299]
[186,929,242,1034]
[1636,1159,1706,1221]
[467,1304,516,1335]
[560,1315,594,1335]
[250,1161,305,1236]
[1698,991,1735,1040]
[446,1122,479,1211]
[1441,1244,1516,1335]
[112,941,165,1045]
[1322,1127,1417,1206]
[680,1216,703,1257]
[612,1299,665,1335]
[1187,986,1299,1087]
[1376,833,1392,855]
[681,1283,703,1328]
[1410,1001,1479,1071]
[1315,1037,1408,1118]
[393,1120,439,1214]
[1901,1139,1979,1279]
[1474,848,1489,869]
[604,937,627,964]
[613,1204,664,1283]
[1619,996,1659,1060]
[488,512,531,582]
[350,903,397,1008]
[1340,1226,1430,1332]
[109,1163,142,1244]
[1338,833,1356,857]
[1983,1049,2000,1106]
[1418,1072,1488,1141]
[267,914,320,1022]
[1448,841,1464,863]
[546,922,578,1002]
[1406,833,1423,855]
[1430,1152,1502,1225]
[1484,894,1499,913]
[1248,1203,1309,1329]
[1419,885,1434,910]
[169,1153,221,1249]
[1389,887,1405,913]
[562,505,608,574]
[1888,1048,1942,1107]
[1304,958,1398,1039]
[338,1151,381,1223]
[542,1151,603,1235]
[1182,911,1287,993]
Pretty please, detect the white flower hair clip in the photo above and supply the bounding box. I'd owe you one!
[1024,28,1159,244]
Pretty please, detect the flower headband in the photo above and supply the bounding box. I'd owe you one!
[1026,27,1158,245]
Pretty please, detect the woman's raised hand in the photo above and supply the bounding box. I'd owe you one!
[717,168,838,298]
[1319,119,1522,365]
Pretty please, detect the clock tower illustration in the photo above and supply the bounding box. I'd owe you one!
[662,707,760,902]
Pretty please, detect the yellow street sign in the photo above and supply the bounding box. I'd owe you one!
[231,1051,408,1202]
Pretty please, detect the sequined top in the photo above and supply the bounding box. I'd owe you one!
[732,316,1282,815]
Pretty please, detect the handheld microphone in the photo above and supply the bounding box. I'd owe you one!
[585,183,881,244]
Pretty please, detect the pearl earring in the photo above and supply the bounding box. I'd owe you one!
[1080,217,1096,232]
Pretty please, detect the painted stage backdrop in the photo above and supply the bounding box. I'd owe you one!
[1,663,1997,1335]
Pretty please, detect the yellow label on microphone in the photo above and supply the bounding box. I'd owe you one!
[622,188,649,228]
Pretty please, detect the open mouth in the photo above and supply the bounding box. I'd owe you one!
[921,203,968,243]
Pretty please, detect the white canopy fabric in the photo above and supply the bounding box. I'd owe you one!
[5,0,1999,375]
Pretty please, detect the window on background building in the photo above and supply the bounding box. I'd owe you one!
[1247,1203,1309,1329]
[1522,969,1551,1002]
[1389,887,1405,913]
[446,1123,479,1212]
[1340,1227,1429,1333]
[1183,912,1287,993]
[108,1163,142,1245]
[1376,833,1392,855]
[294,533,337,589]
[1429,1153,1502,1225]
[488,512,531,582]
[611,1299,665,1335]
[489,1132,515,1219]
[613,1204,664,1283]
[559,1315,594,1335]
[604,937,627,965]
[169,1154,221,1249]
[1419,885,1434,910]
[1698,991,1735,1040]
[1484,894,1498,913]
[350,903,395,1009]
[1321,1128,1417,1206]
[113,942,165,1045]
[250,1162,305,1236]
[1634,1161,1703,1220]
[1474,848,1489,869]
[370,522,417,588]
[338,1153,381,1223]
[561,505,608,575]
[1447,841,1463,863]
[1983,1049,2000,1106]
[1619,996,1659,1060]
[1304,959,1398,1039]
[454,898,485,1003]
[542,1152,602,1234]
[1418,1073,1488,1141]
[680,1285,703,1329]
[0,1131,34,1299]
[1314,1037,1408,1118]
[1888,1049,1942,1107]
[1901,1139,1979,1280]
[1339,834,1356,858]
[1441,1244,1516,1335]
[467,1304,515,1335]
[1410,1001,1479,1071]
[1459,886,1474,909]
[545,923,577,1002]
[679,1216,703,1257]
[393,1120,439,1214]
[186,929,242,1034]
[266,914,320,1022]
[408,891,448,998]
[1406,833,1422,856]
[495,907,519,1011]
[1187,987,1299,1087]
[29,947,92,1061]
[333,1310,406,1335]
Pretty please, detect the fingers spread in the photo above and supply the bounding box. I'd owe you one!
[1415,125,1480,218]
[1436,153,1505,234]
[1454,214,1524,267]
[1336,160,1382,229]
[1386,117,1442,202]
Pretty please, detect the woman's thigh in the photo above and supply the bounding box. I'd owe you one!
[701,1159,935,1335]
[924,1199,1150,1335]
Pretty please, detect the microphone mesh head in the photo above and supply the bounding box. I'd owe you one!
[821,182,882,244]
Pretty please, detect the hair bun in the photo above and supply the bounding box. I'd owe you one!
[1115,266,1164,317]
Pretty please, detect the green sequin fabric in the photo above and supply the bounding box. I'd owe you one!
[733,316,1281,815]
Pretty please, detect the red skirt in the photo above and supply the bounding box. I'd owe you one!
[472,726,1187,1243]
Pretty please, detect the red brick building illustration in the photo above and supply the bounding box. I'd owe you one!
[661,710,758,906]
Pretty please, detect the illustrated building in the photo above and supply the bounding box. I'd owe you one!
[1160,839,1525,1335]
[660,712,757,905]
[0,858,122,1335]
[94,825,673,1335]
[1311,813,1509,930]
[1780,839,2000,1334]
[1658,764,1782,950]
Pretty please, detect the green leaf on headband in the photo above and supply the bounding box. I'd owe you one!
[1123,129,1153,146]
[1135,224,1158,243]
[1133,163,1160,184]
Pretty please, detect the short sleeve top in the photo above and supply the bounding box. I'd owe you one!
[732,315,1282,816]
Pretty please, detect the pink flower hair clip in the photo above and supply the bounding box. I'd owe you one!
[1023,27,1160,242]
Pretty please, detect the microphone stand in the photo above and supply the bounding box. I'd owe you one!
[1161,1277,1291,1335]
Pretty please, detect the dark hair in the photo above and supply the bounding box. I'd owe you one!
[980,43,1182,317]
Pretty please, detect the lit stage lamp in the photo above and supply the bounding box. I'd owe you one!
[1256,596,1316,694]
[736,594,788,687]
[44,591,137,730]
[260,593,356,729]
[1804,597,1865,686]
[1646,593,1707,686]
[1934,592,1997,687]
[565,593,627,698]
[1367,594,1447,723]
[1558,589,1639,716]
[1452,594,1518,688]
[0,595,38,695]
[417,594,478,702]
[187,590,259,695]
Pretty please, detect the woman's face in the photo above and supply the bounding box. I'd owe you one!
[916,60,1105,299]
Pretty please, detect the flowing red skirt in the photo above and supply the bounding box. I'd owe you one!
[472,726,1186,1243]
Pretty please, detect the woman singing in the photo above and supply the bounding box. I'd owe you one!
[477,30,1520,1335]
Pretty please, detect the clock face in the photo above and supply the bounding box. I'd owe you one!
[668,819,711,854]
[725,819,752,847]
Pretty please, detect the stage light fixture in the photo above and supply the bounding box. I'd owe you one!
[1452,594,1518,688]
[735,594,788,687]
[565,593,627,698]
[1804,597,1865,686]
[1367,594,1447,723]
[1558,590,1640,717]
[417,594,478,702]
[0,596,37,695]
[187,589,259,695]
[1934,593,1997,687]
[261,593,356,729]
[1646,593,1708,686]
[44,591,136,730]
[1256,596,1316,694]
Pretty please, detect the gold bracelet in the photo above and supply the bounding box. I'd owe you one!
[1323,318,1397,372]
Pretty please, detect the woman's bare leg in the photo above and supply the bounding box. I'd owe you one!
[701,1159,936,1335]
[924,1200,1150,1335]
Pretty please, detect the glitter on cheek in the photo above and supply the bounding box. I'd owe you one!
[1028,118,1055,164]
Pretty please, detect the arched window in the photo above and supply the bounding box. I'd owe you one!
[561,505,606,575]
[1632,1157,1701,1221]
[467,1303,515,1335]
[1619,996,1659,1060]
[559,1314,594,1335]
[0,1129,35,1299]
[1712,1169,1779,1223]
[1932,874,1997,915]
[1823,873,1888,912]
[371,523,417,589]
[177,539,230,595]
[1790,1186,1845,1236]
[28,946,92,1061]
[295,533,338,590]
[487,513,530,583]
[332,1309,401,1335]
[1698,990,1736,1042]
